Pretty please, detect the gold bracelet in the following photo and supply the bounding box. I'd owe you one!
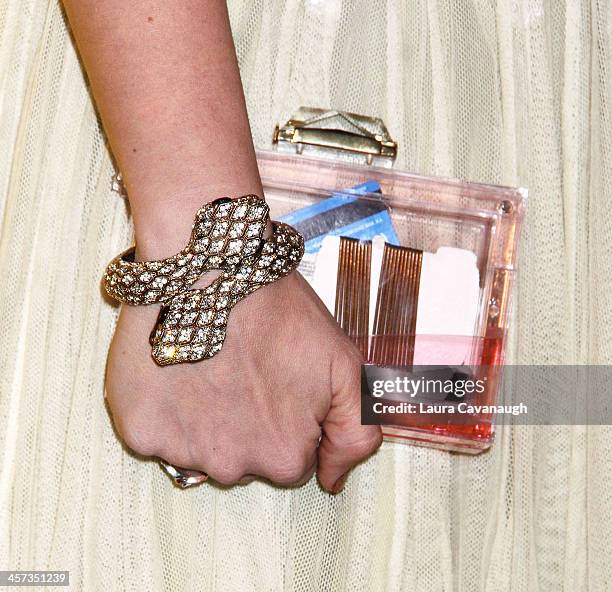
[102,196,304,365]
[103,196,270,305]
[149,221,303,364]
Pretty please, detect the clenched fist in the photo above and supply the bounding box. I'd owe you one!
[105,270,382,492]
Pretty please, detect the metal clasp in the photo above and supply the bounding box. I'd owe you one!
[273,107,397,167]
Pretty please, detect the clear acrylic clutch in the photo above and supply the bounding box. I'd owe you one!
[258,107,525,453]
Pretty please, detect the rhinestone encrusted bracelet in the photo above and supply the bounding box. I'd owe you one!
[102,195,304,365]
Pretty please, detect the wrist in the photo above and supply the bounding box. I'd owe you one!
[103,192,305,365]
[131,184,269,261]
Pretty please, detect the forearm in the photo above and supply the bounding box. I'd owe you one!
[61,0,263,258]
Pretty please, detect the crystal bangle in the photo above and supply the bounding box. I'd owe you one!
[102,196,304,365]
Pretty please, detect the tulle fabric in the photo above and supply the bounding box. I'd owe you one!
[0,1,610,590]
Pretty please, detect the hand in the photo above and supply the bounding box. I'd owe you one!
[105,270,382,492]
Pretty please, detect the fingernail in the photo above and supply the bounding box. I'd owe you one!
[331,472,349,494]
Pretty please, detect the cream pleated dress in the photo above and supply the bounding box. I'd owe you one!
[0,1,610,590]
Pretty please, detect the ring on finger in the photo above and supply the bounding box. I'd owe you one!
[158,458,208,488]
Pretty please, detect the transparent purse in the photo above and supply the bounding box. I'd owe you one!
[258,107,525,453]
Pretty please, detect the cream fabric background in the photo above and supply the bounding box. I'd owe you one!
[0,0,610,590]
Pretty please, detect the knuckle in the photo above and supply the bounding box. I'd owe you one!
[116,406,166,458]
[207,462,245,486]
[121,424,161,457]
[267,462,306,485]
[266,444,314,485]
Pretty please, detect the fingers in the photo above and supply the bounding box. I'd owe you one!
[110,337,382,492]
[120,405,377,492]
[113,364,380,493]
[316,347,383,493]
[253,442,318,487]
[152,436,319,488]
[114,393,322,487]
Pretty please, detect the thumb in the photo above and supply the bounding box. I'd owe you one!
[317,349,382,493]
